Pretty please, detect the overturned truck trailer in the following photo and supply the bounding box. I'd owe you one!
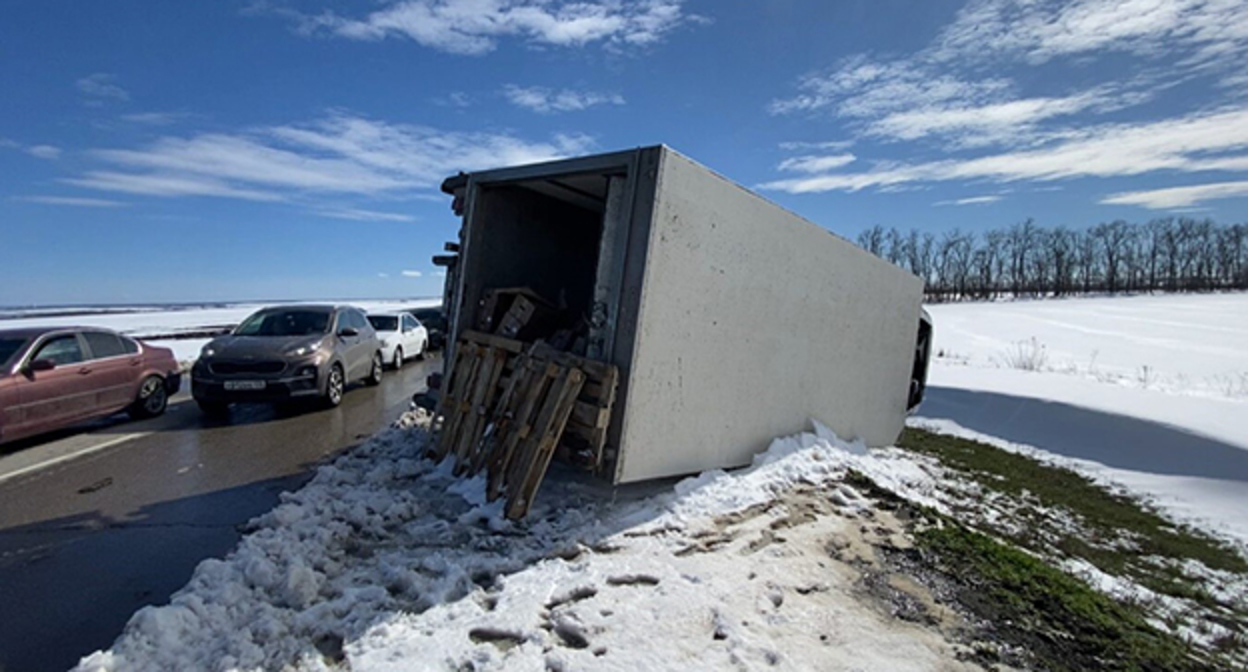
[436,145,928,489]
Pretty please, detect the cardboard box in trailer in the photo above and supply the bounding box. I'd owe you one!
[437,145,929,487]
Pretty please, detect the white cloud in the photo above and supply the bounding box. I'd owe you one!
[433,270,447,277]
[767,0,1248,200]
[12,195,127,208]
[1101,180,1248,209]
[284,0,691,55]
[316,208,416,222]
[778,140,854,151]
[771,58,1012,119]
[4,141,64,160]
[776,154,856,173]
[936,195,1003,206]
[503,85,624,113]
[401,270,423,278]
[934,0,1248,69]
[76,73,130,104]
[121,112,191,125]
[771,54,1150,149]
[378,272,391,278]
[761,108,1248,194]
[65,171,286,201]
[1166,206,1216,213]
[863,88,1146,148]
[433,91,473,108]
[65,112,596,201]
[25,145,61,160]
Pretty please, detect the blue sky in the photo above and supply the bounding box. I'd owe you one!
[3,0,1247,306]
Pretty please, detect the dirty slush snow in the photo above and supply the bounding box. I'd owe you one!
[75,413,975,672]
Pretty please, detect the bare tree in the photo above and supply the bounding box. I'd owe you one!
[857,225,885,257]
[1092,220,1132,293]
[974,230,1005,300]
[853,217,1246,300]
[1142,218,1170,290]
[906,229,935,289]
[885,227,906,267]
[1049,227,1076,296]
[1007,219,1038,297]
[1218,224,1247,289]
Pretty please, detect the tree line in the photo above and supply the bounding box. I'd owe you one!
[855,218,1248,302]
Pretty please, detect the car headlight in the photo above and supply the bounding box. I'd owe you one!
[201,345,216,358]
[286,340,324,358]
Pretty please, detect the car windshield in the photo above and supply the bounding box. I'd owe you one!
[0,337,28,368]
[234,310,330,337]
[367,315,399,332]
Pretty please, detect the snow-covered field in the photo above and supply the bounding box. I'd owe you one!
[928,293,1248,402]
[70,292,1248,670]
[0,299,441,365]
[921,293,1248,549]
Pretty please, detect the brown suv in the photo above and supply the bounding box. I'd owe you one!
[190,305,383,414]
[0,327,181,445]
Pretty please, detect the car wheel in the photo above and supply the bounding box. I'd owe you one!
[324,363,345,407]
[197,400,229,416]
[129,375,169,419]
[366,352,383,386]
[417,339,428,361]
[392,346,404,369]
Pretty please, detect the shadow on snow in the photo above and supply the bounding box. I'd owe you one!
[922,386,1248,482]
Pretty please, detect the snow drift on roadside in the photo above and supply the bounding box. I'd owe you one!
[75,417,963,672]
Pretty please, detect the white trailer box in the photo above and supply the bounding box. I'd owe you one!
[441,146,926,484]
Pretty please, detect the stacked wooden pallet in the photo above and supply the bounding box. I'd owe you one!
[477,287,557,342]
[433,330,619,519]
[530,342,619,473]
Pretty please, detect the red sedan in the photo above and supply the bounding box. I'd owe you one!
[0,326,182,445]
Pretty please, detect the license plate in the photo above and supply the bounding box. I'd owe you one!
[224,380,266,391]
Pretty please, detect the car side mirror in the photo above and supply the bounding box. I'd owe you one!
[338,327,359,337]
[27,359,56,373]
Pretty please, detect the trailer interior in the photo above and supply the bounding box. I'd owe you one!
[431,154,649,519]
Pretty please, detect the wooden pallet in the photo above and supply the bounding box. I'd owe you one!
[432,342,480,460]
[530,343,620,474]
[502,364,585,519]
[478,287,554,337]
[433,339,514,463]
[434,332,615,519]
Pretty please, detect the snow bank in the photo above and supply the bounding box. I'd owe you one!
[76,416,967,672]
[921,293,1248,552]
[912,417,1248,554]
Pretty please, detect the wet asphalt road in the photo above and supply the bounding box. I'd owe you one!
[0,356,439,672]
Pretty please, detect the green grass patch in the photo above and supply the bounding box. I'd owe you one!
[897,428,1247,585]
[919,524,1213,671]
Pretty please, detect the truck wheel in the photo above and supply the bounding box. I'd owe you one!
[129,376,168,419]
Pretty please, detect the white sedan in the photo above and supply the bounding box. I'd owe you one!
[366,312,429,369]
